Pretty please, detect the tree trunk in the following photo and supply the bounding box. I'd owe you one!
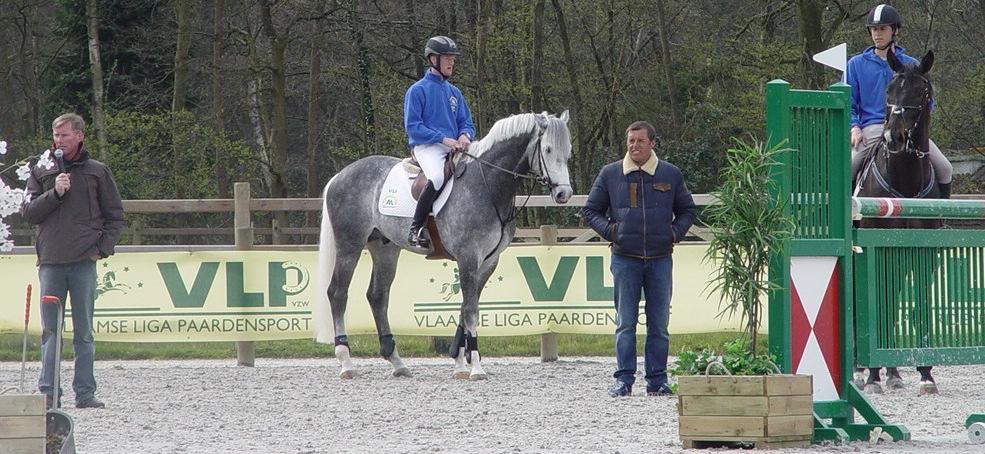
[796,0,825,89]
[348,0,375,155]
[259,0,289,198]
[85,0,107,160]
[530,0,545,112]
[654,0,680,130]
[305,4,324,243]
[474,0,496,134]
[172,0,191,113]
[212,0,230,198]
[550,0,589,190]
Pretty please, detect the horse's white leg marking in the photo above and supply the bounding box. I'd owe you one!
[389,348,412,377]
[336,345,357,379]
[468,350,487,381]
[452,347,469,379]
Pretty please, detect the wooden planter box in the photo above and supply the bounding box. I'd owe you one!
[678,374,813,449]
[0,394,45,454]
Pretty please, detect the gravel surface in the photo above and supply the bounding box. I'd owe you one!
[1,357,982,453]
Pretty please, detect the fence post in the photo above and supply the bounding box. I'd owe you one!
[539,225,559,362]
[234,182,256,367]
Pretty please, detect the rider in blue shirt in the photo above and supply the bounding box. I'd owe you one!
[847,4,952,198]
[404,35,476,248]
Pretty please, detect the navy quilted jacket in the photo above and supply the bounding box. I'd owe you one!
[583,159,696,258]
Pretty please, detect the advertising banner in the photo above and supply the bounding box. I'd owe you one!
[0,244,761,342]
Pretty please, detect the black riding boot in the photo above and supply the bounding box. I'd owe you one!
[409,182,438,249]
[938,182,951,199]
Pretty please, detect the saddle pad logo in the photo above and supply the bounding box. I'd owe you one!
[382,188,399,208]
[449,95,458,113]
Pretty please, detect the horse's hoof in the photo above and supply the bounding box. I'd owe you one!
[886,377,904,390]
[852,377,865,388]
[864,383,884,394]
[452,370,470,380]
[340,369,356,379]
[392,367,412,378]
[469,372,488,381]
[918,381,938,396]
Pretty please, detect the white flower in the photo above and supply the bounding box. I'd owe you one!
[0,140,7,155]
[16,164,31,181]
[0,221,11,252]
[0,187,25,217]
[37,149,55,171]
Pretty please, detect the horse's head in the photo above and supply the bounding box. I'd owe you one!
[531,111,574,203]
[884,49,934,153]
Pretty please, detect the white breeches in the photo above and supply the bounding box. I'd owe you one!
[413,143,452,189]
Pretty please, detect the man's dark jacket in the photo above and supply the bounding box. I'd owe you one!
[22,148,124,265]
[583,154,696,259]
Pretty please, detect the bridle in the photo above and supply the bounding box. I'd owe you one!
[884,75,931,157]
[460,125,562,191]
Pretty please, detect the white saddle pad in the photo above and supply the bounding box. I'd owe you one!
[378,160,454,218]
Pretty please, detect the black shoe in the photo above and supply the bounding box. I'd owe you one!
[607,381,632,397]
[408,226,430,249]
[938,182,951,199]
[646,384,674,396]
[75,397,105,409]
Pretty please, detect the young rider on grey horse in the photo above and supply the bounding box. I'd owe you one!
[847,3,952,198]
[404,35,476,248]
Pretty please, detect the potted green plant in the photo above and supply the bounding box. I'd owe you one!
[674,137,812,449]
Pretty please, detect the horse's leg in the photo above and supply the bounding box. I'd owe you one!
[885,366,904,390]
[366,240,411,378]
[454,256,500,381]
[329,247,362,379]
[864,368,884,394]
[917,366,938,395]
[853,367,866,388]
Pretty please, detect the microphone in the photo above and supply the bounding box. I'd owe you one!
[54,149,65,173]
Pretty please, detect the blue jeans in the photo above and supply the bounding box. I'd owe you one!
[38,260,98,401]
[611,254,672,389]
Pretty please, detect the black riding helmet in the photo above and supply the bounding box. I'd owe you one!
[866,4,902,30]
[425,36,461,59]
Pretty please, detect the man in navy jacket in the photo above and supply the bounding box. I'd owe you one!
[583,121,696,397]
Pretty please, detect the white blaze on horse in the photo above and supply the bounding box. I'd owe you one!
[313,111,573,380]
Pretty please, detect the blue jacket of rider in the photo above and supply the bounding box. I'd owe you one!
[404,71,476,147]
[847,45,922,129]
[583,152,696,259]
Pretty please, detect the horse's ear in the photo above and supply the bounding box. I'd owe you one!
[920,50,934,74]
[559,110,570,123]
[887,47,904,73]
[535,113,549,130]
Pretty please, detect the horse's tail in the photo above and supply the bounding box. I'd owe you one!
[312,175,338,344]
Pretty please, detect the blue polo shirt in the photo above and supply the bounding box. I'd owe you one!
[404,71,476,146]
[846,45,920,129]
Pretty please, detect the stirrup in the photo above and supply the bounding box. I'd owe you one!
[409,227,430,249]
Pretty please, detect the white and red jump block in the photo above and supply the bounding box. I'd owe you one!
[789,256,842,401]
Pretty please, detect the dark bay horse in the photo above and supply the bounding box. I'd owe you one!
[854,49,940,395]
[314,112,573,380]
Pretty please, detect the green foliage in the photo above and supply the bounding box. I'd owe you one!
[702,137,794,355]
[670,338,779,377]
[101,109,255,200]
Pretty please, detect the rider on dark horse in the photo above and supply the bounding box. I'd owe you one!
[404,35,476,249]
[847,3,952,199]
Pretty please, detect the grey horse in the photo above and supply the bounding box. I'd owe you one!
[314,111,573,380]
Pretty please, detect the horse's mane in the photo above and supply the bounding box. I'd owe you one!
[469,113,568,158]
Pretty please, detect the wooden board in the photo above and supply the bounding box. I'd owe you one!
[766,415,814,437]
[679,416,765,438]
[0,395,44,417]
[681,437,811,449]
[0,415,45,438]
[0,437,46,454]
[765,375,813,395]
[677,376,766,396]
[679,395,813,417]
